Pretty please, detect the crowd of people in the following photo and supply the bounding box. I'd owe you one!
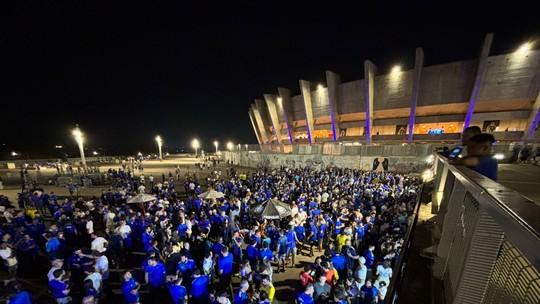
[0,163,420,303]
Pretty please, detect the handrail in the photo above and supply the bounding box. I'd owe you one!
[434,153,540,268]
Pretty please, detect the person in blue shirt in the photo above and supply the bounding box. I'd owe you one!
[234,280,250,304]
[141,226,154,253]
[276,229,288,272]
[7,281,33,304]
[168,276,188,304]
[306,221,318,257]
[294,224,306,255]
[259,242,273,262]
[454,133,498,181]
[363,245,376,270]
[297,284,315,304]
[360,280,379,304]
[286,225,299,268]
[121,271,140,304]
[48,269,71,304]
[217,246,234,293]
[246,239,259,268]
[331,252,347,280]
[176,254,196,285]
[144,258,166,293]
[190,269,210,304]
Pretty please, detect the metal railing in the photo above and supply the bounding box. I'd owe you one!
[431,153,540,304]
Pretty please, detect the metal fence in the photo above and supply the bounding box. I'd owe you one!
[431,154,540,304]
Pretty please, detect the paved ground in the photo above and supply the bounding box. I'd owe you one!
[498,164,540,204]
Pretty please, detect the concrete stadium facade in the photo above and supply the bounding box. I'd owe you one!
[248,34,540,150]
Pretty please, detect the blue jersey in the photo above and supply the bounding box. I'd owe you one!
[286,230,297,248]
[49,280,68,299]
[9,291,33,304]
[218,254,234,276]
[190,275,210,299]
[145,262,166,287]
[122,279,139,304]
[177,259,196,279]
[260,248,273,261]
[168,284,187,304]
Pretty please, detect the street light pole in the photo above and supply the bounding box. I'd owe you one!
[72,126,87,168]
[155,135,163,160]
[213,141,219,154]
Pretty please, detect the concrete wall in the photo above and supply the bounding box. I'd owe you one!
[374,69,414,110]
[339,80,365,114]
[479,52,540,101]
[223,143,437,172]
[417,60,477,106]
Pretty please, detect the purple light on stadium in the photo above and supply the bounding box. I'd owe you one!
[527,110,540,139]
[329,100,338,141]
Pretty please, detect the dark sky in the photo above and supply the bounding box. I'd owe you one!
[1,2,539,158]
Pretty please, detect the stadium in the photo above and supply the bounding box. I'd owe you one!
[248,34,540,150]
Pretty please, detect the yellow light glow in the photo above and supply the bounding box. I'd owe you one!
[317,84,324,90]
[191,138,200,149]
[155,135,162,144]
[213,140,218,148]
[72,128,84,144]
[277,97,282,103]
[391,65,402,73]
[517,42,532,54]
[226,141,234,151]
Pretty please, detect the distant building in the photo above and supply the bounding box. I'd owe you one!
[248,34,540,147]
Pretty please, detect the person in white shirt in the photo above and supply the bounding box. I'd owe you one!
[0,243,18,281]
[90,234,108,253]
[378,281,388,301]
[84,268,102,292]
[374,260,393,287]
[355,256,367,286]
[86,218,94,235]
[94,252,109,280]
[48,259,64,281]
[116,220,132,239]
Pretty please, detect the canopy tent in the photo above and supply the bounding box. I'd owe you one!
[127,193,157,204]
[198,189,225,200]
[251,199,292,219]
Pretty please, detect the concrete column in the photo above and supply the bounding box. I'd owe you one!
[408,48,424,143]
[248,109,262,145]
[251,103,269,144]
[364,60,376,144]
[300,80,315,144]
[463,33,494,129]
[524,90,540,140]
[255,99,277,144]
[325,71,341,141]
[277,88,294,144]
[264,94,282,145]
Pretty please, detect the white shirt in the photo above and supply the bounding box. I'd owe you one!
[48,266,61,281]
[91,237,108,253]
[118,224,132,239]
[0,248,17,266]
[85,272,102,291]
[376,265,392,283]
[95,255,109,274]
[86,220,94,234]
[321,192,329,203]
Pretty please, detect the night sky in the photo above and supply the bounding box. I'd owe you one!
[1,2,538,159]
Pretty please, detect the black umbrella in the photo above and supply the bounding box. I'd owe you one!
[251,199,292,219]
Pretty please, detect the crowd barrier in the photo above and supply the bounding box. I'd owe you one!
[430,154,540,303]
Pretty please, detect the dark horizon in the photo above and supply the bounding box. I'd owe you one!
[2,2,539,159]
